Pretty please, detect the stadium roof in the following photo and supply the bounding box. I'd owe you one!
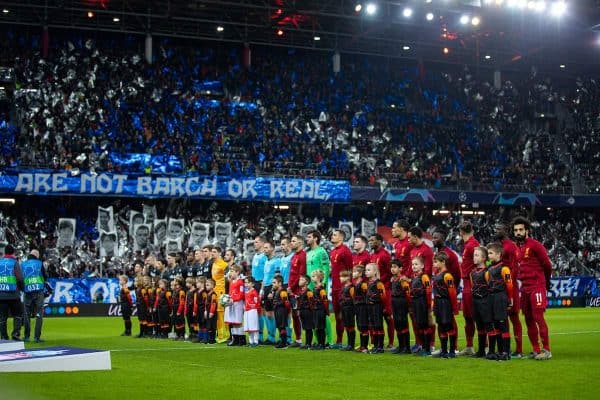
[1,1,600,74]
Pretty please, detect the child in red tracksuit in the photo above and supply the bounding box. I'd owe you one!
[225,265,245,346]
[244,276,261,347]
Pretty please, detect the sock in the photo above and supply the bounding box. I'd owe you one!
[478,332,487,354]
[336,314,344,344]
[125,319,131,334]
[266,317,276,342]
[360,332,368,349]
[449,331,457,352]
[259,315,265,342]
[305,330,313,346]
[386,316,395,347]
[347,329,355,348]
[441,335,448,353]
[488,332,497,354]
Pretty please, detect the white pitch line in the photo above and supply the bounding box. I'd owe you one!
[111,347,217,352]
[551,330,600,335]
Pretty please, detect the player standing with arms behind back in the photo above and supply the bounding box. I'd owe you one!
[512,217,553,360]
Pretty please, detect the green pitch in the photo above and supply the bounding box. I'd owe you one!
[1,308,598,400]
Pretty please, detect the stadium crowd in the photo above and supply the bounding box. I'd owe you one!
[1,30,594,193]
[1,198,597,278]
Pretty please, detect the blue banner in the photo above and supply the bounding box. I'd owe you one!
[352,187,600,208]
[46,278,122,304]
[547,276,596,298]
[0,171,350,202]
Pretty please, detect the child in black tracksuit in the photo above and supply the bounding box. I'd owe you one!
[297,275,314,349]
[119,275,133,336]
[271,275,291,348]
[311,270,329,350]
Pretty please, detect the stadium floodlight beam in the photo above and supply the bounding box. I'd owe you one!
[403,45,410,50]
[550,1,567,17]
[426,12,434,21]
[365,3,377,15]
[535,1,547,11]
[314,36,321,41]
[113,17,120,22]
[2,8,9,14]
[355,3,362,12]
[471,16,481,26]
[217,25,224,32]
[460,15,470,25]
[402,8,413,18]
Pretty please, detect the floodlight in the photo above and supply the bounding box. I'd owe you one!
[366,3,377,15]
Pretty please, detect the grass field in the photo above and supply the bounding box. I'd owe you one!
[0,308,599,400]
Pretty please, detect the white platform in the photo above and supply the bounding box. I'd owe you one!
[0,346,112,372]
[0,340,24,352]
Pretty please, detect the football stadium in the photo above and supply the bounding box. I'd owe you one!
[0,1,599,399]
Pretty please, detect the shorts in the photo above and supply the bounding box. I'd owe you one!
[367,303,383,330]
[341,305,355,328]
[391,296,409,325]
[473,296,492,325]
[313,308,326,330]
[274,306,289,329]
[224,300,244,324]
[121,304,132,319]
[434,298,453,326]
[490,292,509,321]
[521,287,547,316]
[299,308,315,330]
[411,297,429,329]
[244,309,259,332]
[354,303,369,331]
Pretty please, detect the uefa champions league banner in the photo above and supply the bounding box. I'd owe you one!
[46,278,124,304]
[0,171,350,202]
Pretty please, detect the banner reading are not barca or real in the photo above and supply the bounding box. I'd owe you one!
[0,171,350,202]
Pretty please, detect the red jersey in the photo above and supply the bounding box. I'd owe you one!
[393,237,413,277]
[353,250,371,268]
[289,249,307,295]
[440,246,461,284]
[502,238,520,279]
[244,288,261,312]
[330,244,354,291]
[370,247,392,285]
[229,278,244,302]
[460,236,480,279]
[516,237,552,290]
[410,242,434,277]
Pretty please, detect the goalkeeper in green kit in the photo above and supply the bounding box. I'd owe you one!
[305,230,333,346]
